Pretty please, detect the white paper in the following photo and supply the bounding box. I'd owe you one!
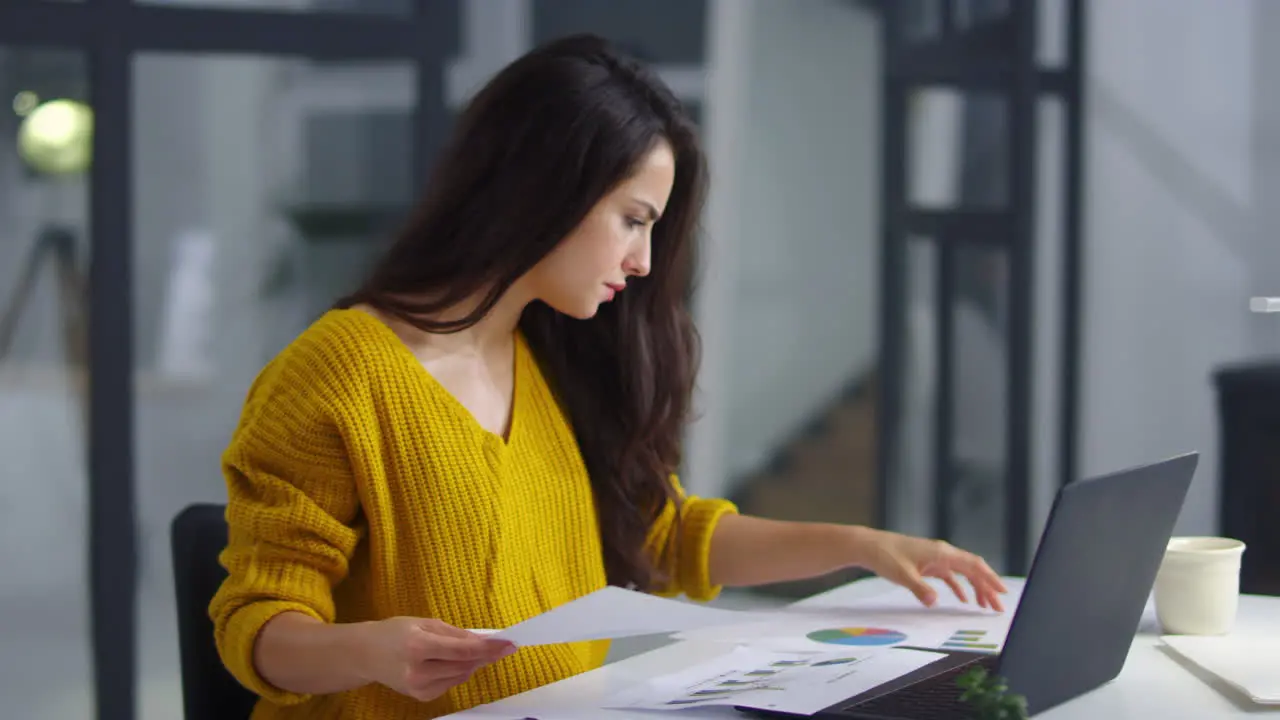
[693,608,1008,655]
[1161,634,1280,704]
[604,645,945,715]
[673,580,1015,655]
[485,586,768,646]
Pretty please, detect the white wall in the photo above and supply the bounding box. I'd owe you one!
[689,0,881,499]
[1081,0,1280,535]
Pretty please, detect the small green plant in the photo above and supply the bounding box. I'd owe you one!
[956,665,1029,720]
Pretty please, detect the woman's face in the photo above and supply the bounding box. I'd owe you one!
[526,139,676,319]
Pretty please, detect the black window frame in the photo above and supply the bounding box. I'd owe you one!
[872,0,1087,574]
[0,2,456,718]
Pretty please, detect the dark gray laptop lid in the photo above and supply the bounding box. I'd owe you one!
[999,452,1198,714]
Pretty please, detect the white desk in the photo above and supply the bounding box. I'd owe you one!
[449,577,1280,719]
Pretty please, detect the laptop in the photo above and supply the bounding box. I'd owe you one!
[736,452,1199,719]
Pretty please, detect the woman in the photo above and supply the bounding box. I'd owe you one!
[210,33,1006,720]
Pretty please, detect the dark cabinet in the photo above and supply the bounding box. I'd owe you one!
[1214,360,1280,597]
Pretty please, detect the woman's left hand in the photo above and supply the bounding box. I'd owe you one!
[859,530,1009,612]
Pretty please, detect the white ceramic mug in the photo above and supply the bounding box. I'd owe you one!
[1154,536,1246,635]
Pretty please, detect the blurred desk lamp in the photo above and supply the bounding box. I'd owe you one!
[0,97,92,369]
[16,97,93,176]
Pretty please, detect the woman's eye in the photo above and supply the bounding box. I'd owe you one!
[626,217,646,229]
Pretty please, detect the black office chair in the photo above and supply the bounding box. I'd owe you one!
[171,503,260,720]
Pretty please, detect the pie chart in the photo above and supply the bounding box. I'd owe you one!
[806,627,908,646]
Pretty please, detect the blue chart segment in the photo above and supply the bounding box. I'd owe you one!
[806,627,908,647]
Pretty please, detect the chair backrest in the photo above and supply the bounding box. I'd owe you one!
[170,503,260,720]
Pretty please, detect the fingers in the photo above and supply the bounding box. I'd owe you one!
[874,534,1010,611]
[938,571,968,604]
[923,549,1008,612]
[404,661,480,702]
[418,618,479,640]
[424,634,516,662]
[390,618,519,704]
[959,555,1007,612]
[410,621,516,663]
[893,564,938,608]
[979,582,1006,613]
[965,555,1008,593]
[418,618,509,645]
[424,658,484,679]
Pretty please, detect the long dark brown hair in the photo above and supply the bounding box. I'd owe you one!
[337,34,707,592]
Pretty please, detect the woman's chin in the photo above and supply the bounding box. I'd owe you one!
[549,299,602,320]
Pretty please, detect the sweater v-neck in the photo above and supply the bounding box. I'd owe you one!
[338,308,525,449]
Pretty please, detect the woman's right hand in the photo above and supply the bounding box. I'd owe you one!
[360,616,517,702]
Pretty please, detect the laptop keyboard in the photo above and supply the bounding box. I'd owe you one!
[846,655,1002,720]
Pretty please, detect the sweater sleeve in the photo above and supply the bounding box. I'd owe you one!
[208,354,363,706]
[644,475,738,601]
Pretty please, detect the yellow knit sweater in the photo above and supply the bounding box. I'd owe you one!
[209,308,737,719]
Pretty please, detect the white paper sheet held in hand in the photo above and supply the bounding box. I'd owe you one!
[480,586,767,646]
[605,645,945,715]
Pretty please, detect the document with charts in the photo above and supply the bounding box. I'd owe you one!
[672,581,1019,655]
[604,645,944,716]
